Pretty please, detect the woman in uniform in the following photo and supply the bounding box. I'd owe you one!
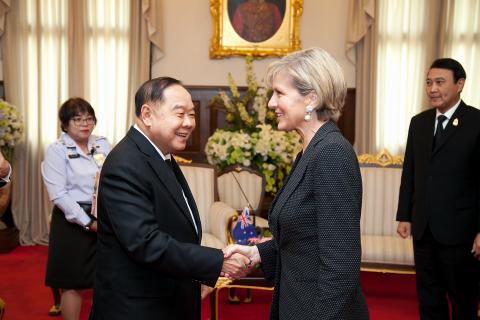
[42,98,110,320]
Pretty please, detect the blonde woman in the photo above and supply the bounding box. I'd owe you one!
[224,47,369,320]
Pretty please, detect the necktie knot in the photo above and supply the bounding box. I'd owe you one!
[165,158,173,170]
[437,115,447,125]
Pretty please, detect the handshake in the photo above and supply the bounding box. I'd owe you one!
[219,243,262,280]
[201,239,271,300]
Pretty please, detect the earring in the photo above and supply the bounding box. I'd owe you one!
[304,105,314,121]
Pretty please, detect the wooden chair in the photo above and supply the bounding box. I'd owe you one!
[358,151,415,273]
[217,165,272,303]
[217,165,268,229]
[178,162,237,249]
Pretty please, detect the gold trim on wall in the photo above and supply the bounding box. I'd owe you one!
[357,149,404,166]
[209,0,303,58]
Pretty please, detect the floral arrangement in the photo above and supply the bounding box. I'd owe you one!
[205,57,302,194]
[0,99,23,161]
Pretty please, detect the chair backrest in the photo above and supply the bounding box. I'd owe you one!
[217,166,265,214]
[360,165,403,236]
[178,163,218,233]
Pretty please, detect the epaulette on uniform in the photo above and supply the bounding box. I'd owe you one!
[55,137,75,148]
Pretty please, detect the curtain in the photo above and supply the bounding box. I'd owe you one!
[347,0,444,154]
[1,0,163,244]
[85,0,131,143]
[346,0,376,154]
[375,0,428,155]
[442,0,480,108]
[3,0,68,244]
[126,0,164,127]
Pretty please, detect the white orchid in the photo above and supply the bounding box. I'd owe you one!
[205,126,301,194]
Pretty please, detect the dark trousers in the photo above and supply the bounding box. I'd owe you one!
[413,226,479,320]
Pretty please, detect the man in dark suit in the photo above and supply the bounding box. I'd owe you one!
[397,58,480,320]
[90,77,248,320]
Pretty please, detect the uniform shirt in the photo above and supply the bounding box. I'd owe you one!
[42,132,111,227]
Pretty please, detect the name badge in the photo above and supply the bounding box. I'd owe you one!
[93,153,106,168]
[68,154,80,159]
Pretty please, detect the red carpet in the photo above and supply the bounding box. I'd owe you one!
[0,246,419,319]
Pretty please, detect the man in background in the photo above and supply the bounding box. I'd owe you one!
[90,77,248,320]
[397,58,480,320]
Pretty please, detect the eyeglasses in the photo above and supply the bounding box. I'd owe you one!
[71,116,95,126]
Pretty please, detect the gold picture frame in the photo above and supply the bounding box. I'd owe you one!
[209,0,303,58]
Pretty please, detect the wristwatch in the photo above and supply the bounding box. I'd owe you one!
[84,219,95,231]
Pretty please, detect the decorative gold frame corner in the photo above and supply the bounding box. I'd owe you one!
[357,148,405,167]
[209,0,303,59]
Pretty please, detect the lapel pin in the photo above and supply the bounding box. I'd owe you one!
[452,118,459,126]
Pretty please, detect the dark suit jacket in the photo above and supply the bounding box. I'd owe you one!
[397,101,480,245]
[257,122,369,320]
[90,127,223,320]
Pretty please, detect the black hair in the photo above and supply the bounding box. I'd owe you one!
[430,58,466,83]
[58,98,97,133]
[134,77,182,117]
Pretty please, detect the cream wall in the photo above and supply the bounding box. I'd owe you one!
[151,0,355,87]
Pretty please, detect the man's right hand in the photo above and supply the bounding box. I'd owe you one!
[397,221,412,239]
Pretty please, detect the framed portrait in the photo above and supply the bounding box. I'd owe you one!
[209,0,303,58]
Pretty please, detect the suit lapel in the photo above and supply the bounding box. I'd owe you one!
[270,122,338,222]
[127,127,200,239]
[432,101,466,156]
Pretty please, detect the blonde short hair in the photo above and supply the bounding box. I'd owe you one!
[265,47,346,122]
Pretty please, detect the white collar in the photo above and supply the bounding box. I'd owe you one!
[133,124,171,161]
[60,132,96,149]
[436,99,461,120]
